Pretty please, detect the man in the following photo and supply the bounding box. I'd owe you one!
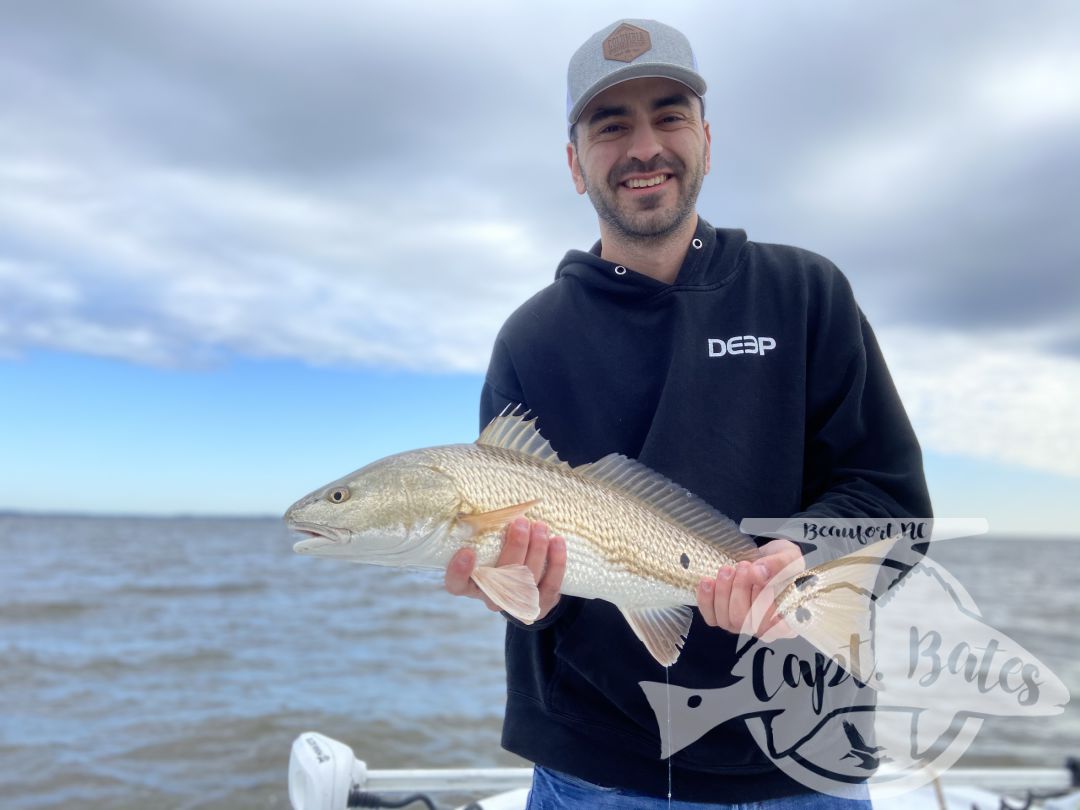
[446,19,931,808]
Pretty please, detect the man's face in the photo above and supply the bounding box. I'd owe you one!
[568,77,711,241]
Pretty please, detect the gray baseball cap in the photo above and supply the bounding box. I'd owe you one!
[566,19,706,128]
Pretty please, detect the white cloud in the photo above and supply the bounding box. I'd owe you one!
[0,153,553,373]
[978,50,1080,132]
[794,38,1080,219]
[0,257,80,308]
[881,328,1080,478]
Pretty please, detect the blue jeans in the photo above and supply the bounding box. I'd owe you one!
[525,766,872,809]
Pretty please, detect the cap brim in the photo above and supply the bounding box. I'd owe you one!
[568,65,707,126]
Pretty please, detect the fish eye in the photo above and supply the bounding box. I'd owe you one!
[326,487,350,504]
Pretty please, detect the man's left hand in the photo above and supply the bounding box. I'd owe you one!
[696,538,804,637]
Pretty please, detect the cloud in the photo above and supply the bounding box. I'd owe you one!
[779,43,1080,333]
[696,5,1080,342]
[0,0,597,372]
[0,0,1077,477]
[881,328,1080,479]
[0,156,558,371]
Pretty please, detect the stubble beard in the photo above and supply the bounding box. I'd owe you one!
[581,149,707,244]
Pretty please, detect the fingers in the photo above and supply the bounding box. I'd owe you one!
[497,518,532,567]
[503,518,562,590]
[698,560,783,637]
[446,520,566,619]
[522,520,551,581]
[746,540,806,637]
[444,547,476,596]
[538,535,566,613]
[728,561,754,631]
[444,547,498,611]
[758,539,805,578]
[519,520,566,620]
[696,579,715,625]
[751,573,783,636]
[697,565,734,628]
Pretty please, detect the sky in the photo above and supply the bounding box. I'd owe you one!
[0,0,1077,534]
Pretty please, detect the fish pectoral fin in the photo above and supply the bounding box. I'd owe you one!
[621,606,694,667]
[457,500,542,537]
[470,564,541,624]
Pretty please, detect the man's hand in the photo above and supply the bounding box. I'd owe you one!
[444,518,567,622]
[696,538,804,637]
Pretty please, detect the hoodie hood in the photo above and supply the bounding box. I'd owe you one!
[555,218,748,298]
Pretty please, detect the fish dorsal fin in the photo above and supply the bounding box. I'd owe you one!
[477,407,567,468]
[578,453,758,561]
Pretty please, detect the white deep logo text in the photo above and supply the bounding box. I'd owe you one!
[708,336,776,357]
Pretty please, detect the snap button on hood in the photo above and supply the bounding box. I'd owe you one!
[553,219,747,296]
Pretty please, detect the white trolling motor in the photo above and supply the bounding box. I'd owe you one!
[288,731,532,810]
[289,732,465,810]
[289,732,368,810]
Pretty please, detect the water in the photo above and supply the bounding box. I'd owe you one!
[1,516,1077,808]
[0,515,514,808]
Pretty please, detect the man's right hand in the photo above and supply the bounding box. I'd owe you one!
[444,517,566,622]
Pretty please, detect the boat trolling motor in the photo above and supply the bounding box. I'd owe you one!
[288,731,437,810]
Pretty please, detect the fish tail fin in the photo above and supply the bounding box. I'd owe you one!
[772,537,900,688]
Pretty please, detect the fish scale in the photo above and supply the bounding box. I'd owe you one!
[423,440,754,606]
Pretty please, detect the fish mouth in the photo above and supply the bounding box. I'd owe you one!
[288,521,350,554]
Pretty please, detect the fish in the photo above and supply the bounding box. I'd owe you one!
[284,409,882,670]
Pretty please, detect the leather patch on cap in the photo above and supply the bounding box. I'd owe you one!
[602,23,652,63]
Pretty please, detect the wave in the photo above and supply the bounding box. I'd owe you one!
[0,646,235,677]
[0,599,98,622]
[117,581,267,598]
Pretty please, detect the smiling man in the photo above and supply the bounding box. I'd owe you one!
[570,76,710,268]
[445,18,931,809]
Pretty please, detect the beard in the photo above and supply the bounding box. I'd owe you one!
[580,148,707,242]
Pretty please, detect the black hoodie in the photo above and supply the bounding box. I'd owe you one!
[479,218,932,802]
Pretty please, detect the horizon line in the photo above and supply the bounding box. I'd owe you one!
[1,509,1077,541]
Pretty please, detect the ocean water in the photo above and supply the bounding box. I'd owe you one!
[0,515,1077,808]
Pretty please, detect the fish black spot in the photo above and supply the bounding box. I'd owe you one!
[680,553,690,569]
[795,606,812,624]
[795,574,818,591]
[687,695,702,709]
